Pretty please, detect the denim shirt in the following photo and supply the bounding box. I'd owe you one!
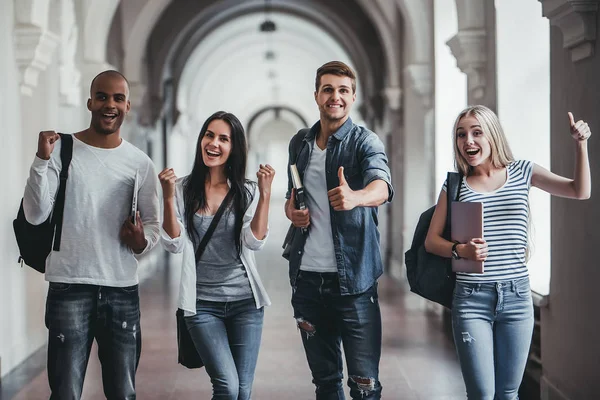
[285,118,394,295]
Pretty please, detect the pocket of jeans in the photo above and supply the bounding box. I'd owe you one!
[515,279,531,298]
[453,283,475,299]
[48,282,71,292]
[120,284,139,293]
[367,282,379,301]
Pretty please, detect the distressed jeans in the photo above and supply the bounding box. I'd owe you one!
[452,277,534,400]
[291,271,382,400]
[185,298,264,400]
[45,283,141,400]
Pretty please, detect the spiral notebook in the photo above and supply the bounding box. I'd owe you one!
[451,201,484,273]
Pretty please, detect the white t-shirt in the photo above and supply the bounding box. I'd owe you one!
[300,142,337,273]
[23,135,161,287]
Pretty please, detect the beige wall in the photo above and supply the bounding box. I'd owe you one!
[541,19,600,400]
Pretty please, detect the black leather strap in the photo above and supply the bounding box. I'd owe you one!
[51,133,74,251]
[445,172,463,236]
[194,190,234,262]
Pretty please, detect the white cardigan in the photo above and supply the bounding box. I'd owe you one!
[160,178,271,316]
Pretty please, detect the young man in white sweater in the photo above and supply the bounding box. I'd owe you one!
[23,70,160,399]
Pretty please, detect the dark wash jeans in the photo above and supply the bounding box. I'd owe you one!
[291,271,382,400]
[45,283,141,400]
[185,298,264,400]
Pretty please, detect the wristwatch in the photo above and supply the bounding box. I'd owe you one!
[451,242,461,260]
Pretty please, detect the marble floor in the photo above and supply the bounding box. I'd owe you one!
[2,204,466,399]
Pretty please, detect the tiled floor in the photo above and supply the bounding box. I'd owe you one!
[5,205,466,399]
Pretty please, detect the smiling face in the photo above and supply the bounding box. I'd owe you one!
[455,115,492,168]
[314,74,356,123]
[87,73,130,135]
[200,119,233,169]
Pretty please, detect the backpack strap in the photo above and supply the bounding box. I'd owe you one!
[445,172,463,235]
[290,128,310,164]
[51,133,74,251]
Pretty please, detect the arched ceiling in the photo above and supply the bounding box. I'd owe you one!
[93,0,438,129]
[141,0,393,125]
[176,12,358,136]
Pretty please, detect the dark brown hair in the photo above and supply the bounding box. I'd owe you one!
[315,61,356,93]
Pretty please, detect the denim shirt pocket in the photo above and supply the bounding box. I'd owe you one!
[341,166,362,191]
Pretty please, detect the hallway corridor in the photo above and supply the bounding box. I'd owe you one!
[4,201,464,400]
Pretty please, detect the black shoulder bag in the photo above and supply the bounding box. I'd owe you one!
[13,133,74,273]
[176,189,234,369]
[404,172,462,309]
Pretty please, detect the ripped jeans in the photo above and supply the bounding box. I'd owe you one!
[291,271,382,400]
[45,283,141,400]
[452,277,534,400]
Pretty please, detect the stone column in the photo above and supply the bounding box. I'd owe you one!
[14,0,59,96]
[402,63,435,274]
[538,3,599,399]
[446,0,497,111]
[382,86,405,278]
[539,0,599,61]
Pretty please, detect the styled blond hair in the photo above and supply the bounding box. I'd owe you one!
[451,105,532,261]
[452,105,514,176]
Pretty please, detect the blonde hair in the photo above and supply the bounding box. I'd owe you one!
[451,105,532,261]
[452,105,514,176]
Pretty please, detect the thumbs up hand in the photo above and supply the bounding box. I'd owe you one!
[568,112,591,142]
[327,166,359,211]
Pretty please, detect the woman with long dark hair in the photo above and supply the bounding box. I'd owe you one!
[159,111,275,399]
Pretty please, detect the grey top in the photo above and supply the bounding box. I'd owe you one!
[193,208,253,302]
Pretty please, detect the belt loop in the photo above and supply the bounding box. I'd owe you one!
[475,283,481,292]
[511,280,516,292]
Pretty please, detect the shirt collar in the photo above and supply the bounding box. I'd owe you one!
[304,117,354,143]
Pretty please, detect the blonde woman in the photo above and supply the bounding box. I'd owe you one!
[425,105,591,399]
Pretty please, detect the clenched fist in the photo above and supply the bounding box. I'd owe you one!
[37,131,60,160]
[256,164,275,197]
[158,168,177,199]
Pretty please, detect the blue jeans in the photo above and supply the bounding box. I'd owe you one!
[185,298,264,400]
[452,277,534,400]
[291,271,382,400]
[45,283,141,400]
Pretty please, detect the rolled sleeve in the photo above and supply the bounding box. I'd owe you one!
[160,219,186,253]
[159,179,187,254]
[241,185,269,251]
[360,133,394,202]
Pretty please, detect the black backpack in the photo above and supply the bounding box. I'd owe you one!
[13,133,73,273]
[404,172,462,309]
[281,128,310,260]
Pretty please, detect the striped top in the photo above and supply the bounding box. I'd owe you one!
[443,160,533,283]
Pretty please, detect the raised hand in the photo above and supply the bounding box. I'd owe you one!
[37,131,61,160]
[568,112,591,142]
[158,168,177,199]
[286,188,310,228]
[120,211,147,254]
[256,164,275,197]
[327,166,358,211]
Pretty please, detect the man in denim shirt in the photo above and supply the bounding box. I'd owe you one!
[284,61,393,400]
